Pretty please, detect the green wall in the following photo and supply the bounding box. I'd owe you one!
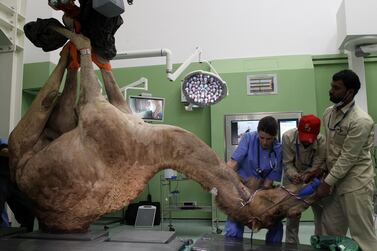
[365,56,377,120]
[22,62,56,115]
[23,62,56,89]
[312,54,377,122]
[21,53,377,221]
[210,55,317,158]
[312,55,348,123]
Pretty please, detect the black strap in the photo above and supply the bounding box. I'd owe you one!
[327,102,355,131]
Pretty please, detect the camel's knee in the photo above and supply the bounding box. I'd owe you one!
[42,91,59,109]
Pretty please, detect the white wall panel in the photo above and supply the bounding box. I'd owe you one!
[24,0,343,66]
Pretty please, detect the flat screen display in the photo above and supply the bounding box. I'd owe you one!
[128,96,165,122]
[224,112,302,161]
[278,119,298,142]
[230,120,259,145]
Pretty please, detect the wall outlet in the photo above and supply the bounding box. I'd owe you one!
[183,201,197,206]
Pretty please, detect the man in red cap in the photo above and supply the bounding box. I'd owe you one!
[282,114,327,244]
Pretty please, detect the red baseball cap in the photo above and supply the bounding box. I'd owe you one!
[298,114,321,144]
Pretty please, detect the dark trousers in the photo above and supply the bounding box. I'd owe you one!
[0,177,35,232]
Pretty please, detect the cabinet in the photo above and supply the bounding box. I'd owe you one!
[160,174,221,233]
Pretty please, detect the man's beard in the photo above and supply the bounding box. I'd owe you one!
[329,94,343,104]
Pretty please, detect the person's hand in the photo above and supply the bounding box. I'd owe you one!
[302,168,323,183]
[315,182,331,199]
[289,174,302,185]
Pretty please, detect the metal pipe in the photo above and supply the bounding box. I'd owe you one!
[120,77,149,97]
[114,49,173,74]
[114,47,204,82]
[167,47,202,82]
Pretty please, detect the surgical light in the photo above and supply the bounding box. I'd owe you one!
[182,70,227,107]
[115,46,228,109]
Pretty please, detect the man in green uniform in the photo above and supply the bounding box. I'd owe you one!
[282,114,326,244]
[316,69,377,251]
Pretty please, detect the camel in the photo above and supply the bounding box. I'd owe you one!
[8,25,316,233]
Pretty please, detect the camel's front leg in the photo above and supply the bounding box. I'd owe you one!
[90,53,131,113]
[8,48,69,173]
[100,68,132,114]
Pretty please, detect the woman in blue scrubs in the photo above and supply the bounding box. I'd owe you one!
[224,116,283,243]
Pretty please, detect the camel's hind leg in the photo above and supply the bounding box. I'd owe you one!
[9,49,69,170]
[45,68,78,139]
[51,27,103,106]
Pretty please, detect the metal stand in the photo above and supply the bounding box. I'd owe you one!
[167,178,174,231]
[250,231,253,246]
[160,174,212,232]
[212,194,222,234]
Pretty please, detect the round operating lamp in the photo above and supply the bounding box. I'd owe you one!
[182,70,227,107]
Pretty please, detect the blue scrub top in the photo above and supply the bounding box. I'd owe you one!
[231,131,282,181]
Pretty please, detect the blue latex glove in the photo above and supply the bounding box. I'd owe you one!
[298,178,321,198]
[1,210,10,227]
[0,138,8,146]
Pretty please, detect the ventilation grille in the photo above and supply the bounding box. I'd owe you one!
[246,74,277,95]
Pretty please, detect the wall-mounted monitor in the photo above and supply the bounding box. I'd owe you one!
[230,120,259,145]
[224,112,301,161]
[128,96,165,122]
[278,119,299,142]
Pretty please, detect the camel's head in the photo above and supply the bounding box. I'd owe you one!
[241,183,316,232]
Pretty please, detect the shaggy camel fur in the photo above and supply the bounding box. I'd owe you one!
[8,27,316,233]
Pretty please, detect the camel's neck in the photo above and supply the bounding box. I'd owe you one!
[148,126,251,219]
[164,159,248,219]
[120,124,251,220]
